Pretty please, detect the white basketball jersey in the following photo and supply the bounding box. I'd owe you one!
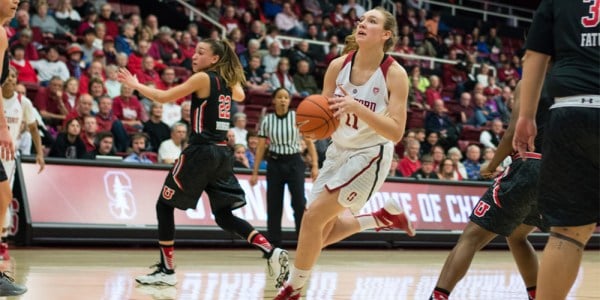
[331,51,396,149]
[3,92,36,153]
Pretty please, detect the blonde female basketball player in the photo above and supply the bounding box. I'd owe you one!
[275,7,415,299]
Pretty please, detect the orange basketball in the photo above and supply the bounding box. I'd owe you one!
[296,94,339,140]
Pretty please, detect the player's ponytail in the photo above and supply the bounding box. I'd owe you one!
[205,38,246,88]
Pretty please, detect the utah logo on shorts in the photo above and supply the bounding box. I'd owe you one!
[162,186,175,200]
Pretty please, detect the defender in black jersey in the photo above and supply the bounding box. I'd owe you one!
[431,81,550,300]
[513,0,600,298]
[0,0,29,296]
[118,39,290,290]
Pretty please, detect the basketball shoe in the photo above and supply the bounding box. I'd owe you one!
[267,247,289,288]
[135,263,177,286]
[274,284,301,300]
[0,243,9,260]
[371,199,416,236]
[0,272,27,296]
[136,285,177,300]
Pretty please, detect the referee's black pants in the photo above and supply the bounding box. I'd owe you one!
[266,153,307,247]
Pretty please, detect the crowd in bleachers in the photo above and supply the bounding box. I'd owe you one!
[4,0,526,181]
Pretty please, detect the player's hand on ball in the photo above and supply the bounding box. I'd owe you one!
[330,85,360,118]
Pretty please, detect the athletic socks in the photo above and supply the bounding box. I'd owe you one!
[249,232,274,257]
[159,244,175,272]
[356,214,378,231]
[288,265,311,290]
[430,287,450,300]
[527,286,536,300]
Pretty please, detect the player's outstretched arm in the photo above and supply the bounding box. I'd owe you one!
[118,68,209,104]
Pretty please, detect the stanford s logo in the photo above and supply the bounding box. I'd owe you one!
[473,201,491,217]
[346,191,358,202]
[162,186,175,200]
[104,171,137,220]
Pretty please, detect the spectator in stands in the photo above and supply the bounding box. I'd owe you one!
[97,3,119,38]
[288,41,316,75]
[143,14,160,39]
[397,139,421,177]
[479,118,503,150]
[233,144,251,169]
[78,61,105,95]
[304,24,326,62]
[455,92,474,125]
[437,158,460,181]
[135,56,161,86]
[410,65,430,94]
[75,4,97,36]
[447,147,467,180]
[472,92,493,126]
[421,131,439,156]
[481,146,495,165]
[483,75,502,98]
[101,35,117,65]
[80,115,98,152]
[11,28,39,61]
[395,36,415,66]
[87,77,105,113]
[275,2,304,36]
[177,100,191,134]
[156,67,188,106]
[54,0,82,32]
[293,59,320,97]
[115,23,136,56]
[488,86,512,123]
[268,57,299,96]
[48,118,86,159]
[245,130,266,171]
[9,43,37,84]
[84,131,116,159]
[264,25,282,50]
[229,112,248,147]
[412,154,439,179]
[92,22,107,50]
[425,75,443,108]
[476,63,490,88]
[115,52,128,71]
[31,46,70,85]
[388,153,401,177]
[498,60,520,85]
[143,102,170,153]
[124,133,153,164]
[463,144,482,180]
[244,54,271,93]
[178,32,196,70]
[425,99,458,149]
[104,64,121,99]
[127,40,151,75]
[80,28,101,65]
[160,96,181,129]
[342,0,365,17]
[63,93,93,127]
[158,122,187,164]
[219,5,239,34]
[62,77,80,113]
[31,0,76,41]
[239,39,261,70]
[95,95,127,152]
[485,27,502,54]
[244,20,266,48]
[324,40,340,65]
[113,84,145,134]
[65,43,85,79]
[430,144,445,171]
[206,0,225,22]
[35,76,68,127]
[149,27,182,66]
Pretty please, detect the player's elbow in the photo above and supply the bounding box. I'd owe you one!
[389,131,404,144]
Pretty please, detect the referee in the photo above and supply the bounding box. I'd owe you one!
[250,87,319,247]
[513,0,600,298]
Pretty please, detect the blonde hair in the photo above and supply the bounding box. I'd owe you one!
[343,7,398,55]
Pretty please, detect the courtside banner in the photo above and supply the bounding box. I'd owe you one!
[21,162,490,231]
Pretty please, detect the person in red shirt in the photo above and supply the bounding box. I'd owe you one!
[11,27,39,61]
[97,4,119,38]
[35,76,69,129]
[148,27,182,66]
[112,84,145,134]
[177,32,196,70]
[219,5,240,34]
[425,75,442,108]
[135,56,161,86]
[78,61,105,95]
[62,77,80,113]
[80,115,98,152]
[8,43,37,84]
[397,139,421,177]
[155,67,189,104]
[63,93,94,128]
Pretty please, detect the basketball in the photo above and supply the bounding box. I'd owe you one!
[296,94,339,140]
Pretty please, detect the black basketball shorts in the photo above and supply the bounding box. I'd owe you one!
[158,144,246,212]
[470,154,548,237]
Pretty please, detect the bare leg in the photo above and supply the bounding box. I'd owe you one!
[0,181,11,238]
[506,224,537,288]
[435,221,497,292]
[537,224,596,300]
[322,216,361,247]
[294,190,344,270]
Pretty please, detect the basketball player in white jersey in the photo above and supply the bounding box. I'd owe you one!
[0,67,45,259]
[275,7,415,299]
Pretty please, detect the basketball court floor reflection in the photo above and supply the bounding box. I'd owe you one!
[5,248,599,299]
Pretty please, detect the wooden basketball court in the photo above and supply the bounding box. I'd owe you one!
[4,247,599,299]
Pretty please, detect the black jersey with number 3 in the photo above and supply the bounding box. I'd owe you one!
[188,71,233,145]
[526,0,600,98]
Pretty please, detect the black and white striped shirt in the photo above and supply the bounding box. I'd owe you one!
[258,110,301,155]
